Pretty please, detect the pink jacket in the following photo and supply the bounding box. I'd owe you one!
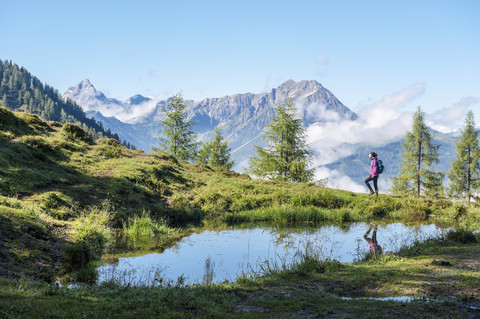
[370,157,379,177]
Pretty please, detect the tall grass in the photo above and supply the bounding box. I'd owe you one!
[123,211,177,249]
[243,238,344,281]
[225,205,361,224]
[69,202,114,258]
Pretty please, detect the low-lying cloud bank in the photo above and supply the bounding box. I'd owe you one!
[305,83,425,168]
[303,84,478,192]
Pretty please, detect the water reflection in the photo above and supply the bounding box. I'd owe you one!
[98,222,448,286]
[363,224,383,258]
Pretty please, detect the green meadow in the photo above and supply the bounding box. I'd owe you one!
[1,107,479,318]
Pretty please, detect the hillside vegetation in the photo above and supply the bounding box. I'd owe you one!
[1,106,480,317]
[1,106,479,281]
[0,59,124,143]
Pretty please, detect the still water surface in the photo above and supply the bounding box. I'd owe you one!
[98,222,447,286]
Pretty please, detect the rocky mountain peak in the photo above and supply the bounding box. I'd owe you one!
[275,80,324,97]
[63,80,121,113]
[278,79,297,90]
[79,79,94,89]
[126,94,151,105]
[64,79,97,97]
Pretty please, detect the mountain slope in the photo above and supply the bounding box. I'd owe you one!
[0,60,119,141]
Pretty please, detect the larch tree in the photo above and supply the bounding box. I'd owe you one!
[198,126,234,170]
[392,106,443,197]
[247,99,315,183]
[156,93,198,161]
[448,110,480,204]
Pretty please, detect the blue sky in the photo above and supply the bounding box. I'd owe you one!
[2,0,479,130]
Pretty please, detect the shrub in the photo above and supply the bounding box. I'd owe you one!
[453,205,467,221]
[97,138,123,158]
[63,242,95,270]
[74,263,98,284]
[61,123,93,143]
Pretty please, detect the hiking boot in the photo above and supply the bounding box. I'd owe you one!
[368,190,375,195]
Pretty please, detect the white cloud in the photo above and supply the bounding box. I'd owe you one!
[296,101,342,123]
[427,96,479,133]
[304,83,426,192]
[306,83,425,167]
[315,167,364,193]
[105,94,166,123]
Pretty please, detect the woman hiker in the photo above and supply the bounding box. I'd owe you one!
[365,152,379,197]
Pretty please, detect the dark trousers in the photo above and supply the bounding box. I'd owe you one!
[364,176,378,192]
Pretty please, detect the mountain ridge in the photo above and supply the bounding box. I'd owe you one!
[63,79,357,158]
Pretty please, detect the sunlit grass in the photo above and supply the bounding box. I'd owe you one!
[122,211,178,249]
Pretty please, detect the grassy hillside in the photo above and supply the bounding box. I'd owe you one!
[0,59,125,144]
[1,107,480,317]
[0,106,478,277]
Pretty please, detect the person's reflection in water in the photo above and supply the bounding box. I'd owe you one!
[363,224,383,259]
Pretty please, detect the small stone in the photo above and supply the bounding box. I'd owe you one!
[234,305,265,313]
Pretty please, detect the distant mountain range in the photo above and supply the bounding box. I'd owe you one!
[0,59,460,192]
[63,79,357,167]
[63,79,458,191]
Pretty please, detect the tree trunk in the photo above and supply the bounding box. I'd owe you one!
[467,147,472,205]
[417,140,422,197]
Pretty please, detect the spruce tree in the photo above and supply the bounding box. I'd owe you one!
[156,93,198,161]
[392,106,443,197]
[248,99,314,182]
[198,126,234,170]
[448,110,480,204]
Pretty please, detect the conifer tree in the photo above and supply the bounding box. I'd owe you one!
[156,92,198,161]
[198,126,234,170]
[248,99,314,182]
[448,111,480,204]
[392,106,443,197]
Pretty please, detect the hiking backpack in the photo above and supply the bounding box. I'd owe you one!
[377,159,385,174]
